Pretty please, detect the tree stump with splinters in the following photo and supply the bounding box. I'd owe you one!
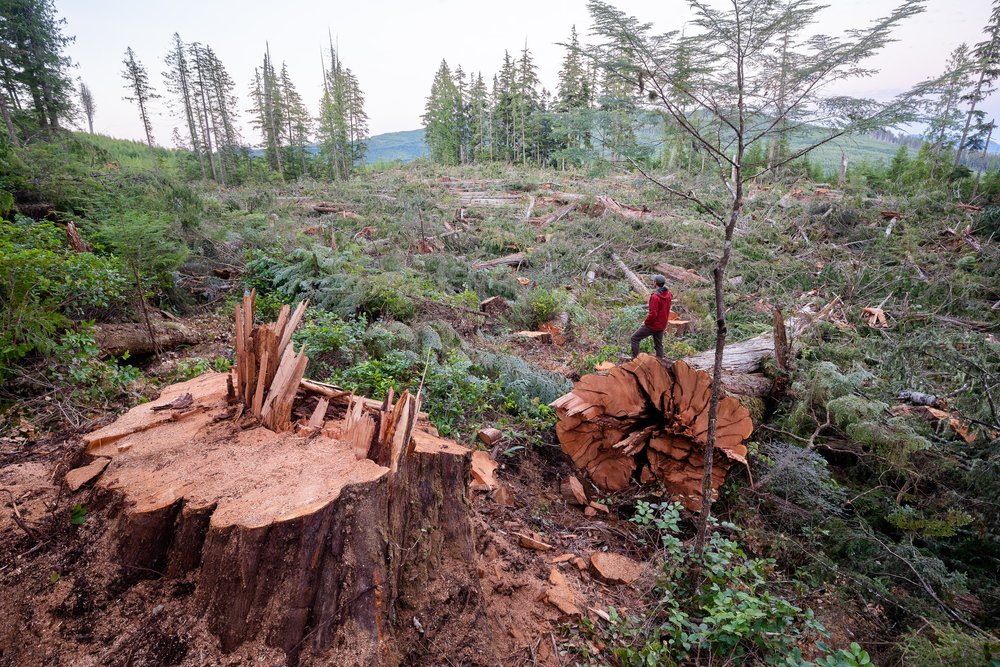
[551,354,753,510]
[75,298,495,666]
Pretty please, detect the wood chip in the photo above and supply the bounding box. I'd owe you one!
[477,427,502,446]
[590,552,645,585]
[561,475,588,505]
[470,451,499,492]
[549,553,576,564]
[516,532,553,551]
[150,393,193,411]
[65,458,110,492]
[493,483,515,507]
[545,567,583,616]
[512,330,552,344]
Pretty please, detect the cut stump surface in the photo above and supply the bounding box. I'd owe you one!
[80,370,489,665]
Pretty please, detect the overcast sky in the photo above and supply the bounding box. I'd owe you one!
[55,0,997,146]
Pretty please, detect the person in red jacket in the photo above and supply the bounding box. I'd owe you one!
[630,274,672,358]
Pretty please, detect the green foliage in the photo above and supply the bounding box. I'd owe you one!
[899,622,1000,667]
[826,394,888,431]
[756,441,847,517]
[93,211,188,285]
[360,319,413,359]
[0,217,127,375]
[70,504,87,526]
[510,287,563,329]
[573,508,863,666]
[173,356,231,382]
[886,506,973,539]
[420,351,496,435]
[44,329,142,403]
[474,349,572,411]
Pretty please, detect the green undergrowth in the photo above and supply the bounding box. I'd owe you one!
[567,501,875,666]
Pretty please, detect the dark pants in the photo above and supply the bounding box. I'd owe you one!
[630,325,664,358]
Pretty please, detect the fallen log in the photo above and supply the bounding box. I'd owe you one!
[93,317,199,357]
[653,261,709,285]
[612,253,650,297]
[72,305,495,665]
[528,202,577,226]
[472,251,529,270]
[596,195,663,220]
[552,299,841,505]
[552,355,752,509]
[683,298,840,375]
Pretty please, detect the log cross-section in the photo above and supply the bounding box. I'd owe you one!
[552,354,753,509]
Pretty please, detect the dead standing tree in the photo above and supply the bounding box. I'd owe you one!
[586,0,934,556]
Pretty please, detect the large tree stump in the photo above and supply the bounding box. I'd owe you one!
[552,355,753,509]
[75,299,494,666]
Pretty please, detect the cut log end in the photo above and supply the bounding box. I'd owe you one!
[551,354,752,509]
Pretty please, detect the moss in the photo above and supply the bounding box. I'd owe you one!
[428,319,461,351]
[827,394,888,431]
[414,323,443,357]
[739,396,767,425]
[846,420,930,464]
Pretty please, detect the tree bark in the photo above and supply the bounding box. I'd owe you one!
[0,93,19,147]
[611,253,650,296]
[955,70,987,169]
[78,371,489,665]
[973,123,994,198]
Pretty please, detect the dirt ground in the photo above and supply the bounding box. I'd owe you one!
[0,330,659,666]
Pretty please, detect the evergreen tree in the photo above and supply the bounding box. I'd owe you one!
[494,52,517,161]
[955,0,1000,167]
[557,26,587,111]
[344,68,368,168]
[78,81,94,134]
[554,26,595,168]
[515,43,540,163]
[279,61,311,178]
[925,43,974,174]
[0,0,75,133]
[453,64,469,163]
[468,72,490,161]
[248,46,285,176]
[163,33,205,178]
[422,59,461,165]
[200,45,241,184]
[121,47,159,172]
[317,40,351,179]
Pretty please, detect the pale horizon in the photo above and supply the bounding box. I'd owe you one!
[56,0,997,147]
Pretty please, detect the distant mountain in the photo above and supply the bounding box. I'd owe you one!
[359,125,999,170]
[364,129,427,164]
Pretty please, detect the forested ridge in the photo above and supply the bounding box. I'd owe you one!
[1,1,999,666]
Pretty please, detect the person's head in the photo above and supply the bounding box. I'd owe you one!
[652,274,666,289]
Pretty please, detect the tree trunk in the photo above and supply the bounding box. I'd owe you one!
[955,71,986,169]
[611,253,649,296]
[71,301,496,666]
[79,372,488,665]
[694,54,747,558]
[973,123,993,198]
[551,355,753,508]
[0,93,20,147]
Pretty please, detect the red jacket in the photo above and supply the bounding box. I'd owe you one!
[644,288,672,331]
